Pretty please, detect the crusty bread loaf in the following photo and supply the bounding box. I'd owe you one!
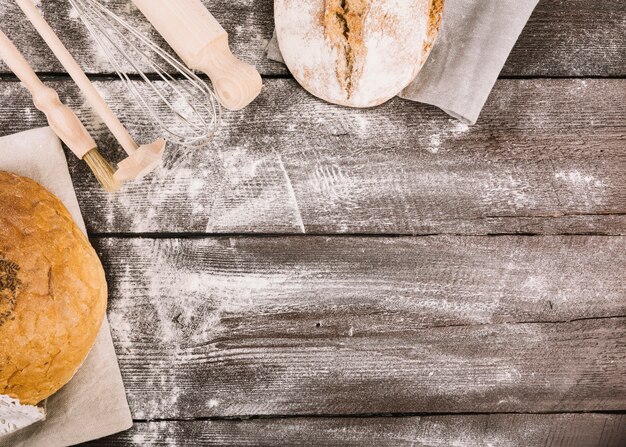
[275,0,444,107]
[0,171,107,405]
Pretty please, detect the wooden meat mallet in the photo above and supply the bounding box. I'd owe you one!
[132,0,263,111]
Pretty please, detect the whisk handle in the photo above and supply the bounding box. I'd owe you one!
[0,29,95,159]
[191,35,262,112]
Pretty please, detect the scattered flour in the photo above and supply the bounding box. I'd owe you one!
[425,119,471,154]
[205,147,310,233]
[276,154,305,233]
[483,173,535,210]
[555,170,603,188]
[131,433,148,445]
[23,107,35,122]
[427,134,441,154]
[494,366,522,384]
[106,238,295,417]
[453,120,470,134]
[354,114,369,133]
[68,4,80,20]
[555,170,607,207]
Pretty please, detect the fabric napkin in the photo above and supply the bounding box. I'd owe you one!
[267,0,540,124]
[0,127,132,447]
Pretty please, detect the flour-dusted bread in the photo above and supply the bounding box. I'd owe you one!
[0,171,107,405]
[275,0,444,107]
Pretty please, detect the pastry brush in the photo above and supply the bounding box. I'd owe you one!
[0,28,120,192]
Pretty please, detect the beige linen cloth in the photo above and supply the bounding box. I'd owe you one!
[0,127,132,446]
[268,0,540,124]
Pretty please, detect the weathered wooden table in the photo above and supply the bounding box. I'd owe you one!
[1,0,625,445]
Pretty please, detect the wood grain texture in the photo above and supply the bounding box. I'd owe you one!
[93,236,626,418]
[85,414,626,447]
[502,0,626,77]
[0,0,624,77]
[0,0,622,444]
[0,78,624,235]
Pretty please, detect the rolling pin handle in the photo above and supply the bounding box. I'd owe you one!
[192,36,262,111]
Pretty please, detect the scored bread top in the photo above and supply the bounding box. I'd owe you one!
[0,171,107,405]
[275,0,444,107]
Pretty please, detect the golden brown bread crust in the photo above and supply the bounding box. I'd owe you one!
[323,0,370,97]
[0,171,107,405]
[421,0,445,66]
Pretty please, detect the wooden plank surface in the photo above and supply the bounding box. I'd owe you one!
[1,0,624,444]
[87,414,626,447]
[0,78,624,235]
[0,0,624,77]
[94,236,626,418]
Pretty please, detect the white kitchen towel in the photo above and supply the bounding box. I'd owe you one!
[0,127,132,447]
[267,0,540,124]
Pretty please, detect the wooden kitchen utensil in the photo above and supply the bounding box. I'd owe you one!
[67,0,220,154]
[274,0,444,108]
[16,0,166,182]
[132,0,263,111]
[0,28,119,192]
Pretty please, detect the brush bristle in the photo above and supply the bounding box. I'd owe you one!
[83,149,122,193]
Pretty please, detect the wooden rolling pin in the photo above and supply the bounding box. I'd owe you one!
[132,0,262,111]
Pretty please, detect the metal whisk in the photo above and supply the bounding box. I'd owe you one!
[68,0,221,150]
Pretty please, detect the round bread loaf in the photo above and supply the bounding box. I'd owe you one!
[0,171,107,405]
[275,0,444,107]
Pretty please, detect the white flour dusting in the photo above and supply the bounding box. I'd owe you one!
[276,154,305,233]
[425,119,471,154]
[555,170,603,188]
[307,162,355,203]
[428,134,441,154]
[23,107,35,123]
[107,239,293,348]
[205,148,311,233]
[107,238,294,417]
[68,5,80,20]
[555,170,607,208]
[483,173,536,210]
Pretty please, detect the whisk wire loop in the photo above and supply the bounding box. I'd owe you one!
[68,0,221,151]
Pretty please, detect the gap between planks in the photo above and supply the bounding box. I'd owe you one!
[128,410,626,423]
[1,73,626,80]
[88,233,626,239]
